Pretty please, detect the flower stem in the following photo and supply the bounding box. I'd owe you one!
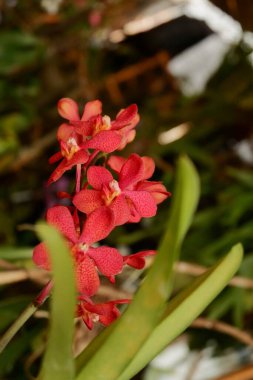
[0,280,53,353]
[76,164,82,193]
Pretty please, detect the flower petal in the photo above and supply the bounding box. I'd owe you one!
[47,206,78,243]
[136,181,171,204]
[81,100,102,121]
[123,250,156,269]
[48,150,89,185]
[124,190,157,219]
[88,246,123,277]
[33,242,50,271]
[58,98,80,121]
[112,104,138,130]
[142,156,155,179]
[73,189,103,214]
[85,131,121,153]
[87,166,113,190]
[80,207,115,244]
[110,194,130,226]
[107,155,126,173]
[119,154,144,189]
[76,255,100,296]
[49,151,62,164]
[57,123,76,142]
[84,299,130,326]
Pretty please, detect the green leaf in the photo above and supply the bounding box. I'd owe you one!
[118,243,243,380]
[36,223,76,380]
[0,246,32,260]
[76,156,200,380]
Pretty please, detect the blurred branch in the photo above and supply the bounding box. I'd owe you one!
[175,261,253,289]
[0,268,49,285]
[214,364,253,380]
[192,317,253,347]
[10,130,56,172]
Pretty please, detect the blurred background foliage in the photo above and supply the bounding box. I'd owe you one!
[1,0,253,378]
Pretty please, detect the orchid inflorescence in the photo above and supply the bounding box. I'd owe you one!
[33,98,170,329]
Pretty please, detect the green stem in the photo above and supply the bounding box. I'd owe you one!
[0,280,53,353]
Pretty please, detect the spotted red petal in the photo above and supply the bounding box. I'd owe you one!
[76,255,100,296]
[88,246,123,277]
[110,194,130,226]
[80,207,115,244]
[82,299,130,327]
[47,206,78,243]
[123,250,156,269]
[57,123,77,142]
[58,98,80,121]
[107,155,126,173]
[112,104,138,130]
[136,181,171,204]
[124,190,157,218]
[142,156,155,179]
[48,150,89,185]
[49,151,62,164]
[33,242,50,271]
[87,166,113,190]
[85,130,122,153]
[81,100,102,121]
[73,189,103,214]
[119,154,144,189]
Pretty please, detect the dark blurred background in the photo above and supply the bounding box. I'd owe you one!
[1,0,253,379]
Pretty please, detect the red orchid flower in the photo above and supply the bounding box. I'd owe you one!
[123,250,156,269]
[48,98,139,184]
[108,155,170,204]
[77,296,130,330]
[73,153,168,226]
[33,206,123,296]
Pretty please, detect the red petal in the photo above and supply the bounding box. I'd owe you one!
[119,154,144,189]
[85,131,121,153]
[136,181,171,204]
[33,242,50,270]
[57,123,76,142]
[47,206,78,243]
[84,300,127,326]
[48,150,89,185]
[58,98,80,121]
[80,207,115,244]
[87,166,113,190]
[49,151,62,164]
[117,129,136,151]
[81,100,102,121]
[123,250,156,269]
[88,246,123,276]
[107,155,126,173]
[110,194,130,226]
[73,189,103,214]
[142,156,155,179]
[76,255,100,296]
[112,104,138,130]
[124,190,157,218]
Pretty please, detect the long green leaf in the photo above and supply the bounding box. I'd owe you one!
[0,246,32,260]
[118,243,243,380]
[76,156,200,380]
[36,223,76,380]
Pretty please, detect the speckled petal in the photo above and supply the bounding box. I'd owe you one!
[33,242,50,271]
[88,246,123,277]
[58,98,80,121]
[73,189,103,214]
[87,166,113,190]
[47,206,78,243]
[80,207,115,244]
[76,255,100,296]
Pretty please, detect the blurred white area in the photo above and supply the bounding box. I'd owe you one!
[144,338,251,380]
[169,34,231,95]
[168,0,243,95]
